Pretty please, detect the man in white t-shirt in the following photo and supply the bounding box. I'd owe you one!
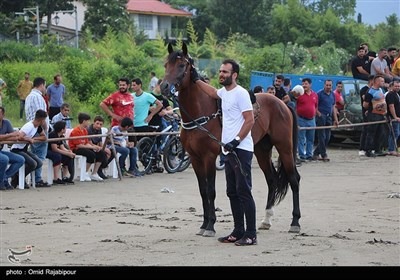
[191,59,257,246]
[10,110,48,188]
[370,48,394,83]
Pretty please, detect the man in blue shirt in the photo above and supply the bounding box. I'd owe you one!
[46,74,66,120]
[0,106,25,190]
[313,80,339,161]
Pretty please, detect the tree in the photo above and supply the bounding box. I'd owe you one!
[163,0,213,41]
[268,0,315,46]
[186,20,202,58]
[201,28,220,59]
[372,14,400,50]
[0,0,74,35]
[305,0,356,21]
[0,0,33,15]
[207,0,273,42]
[82,0,130,39]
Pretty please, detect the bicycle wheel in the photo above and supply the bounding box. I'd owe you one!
[163,136,190,173]
[136,137,154,174]
[178,151,191,172]
[177,138,191,172]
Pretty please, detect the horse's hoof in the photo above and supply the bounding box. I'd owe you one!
[258,222,271,230]
[196,229,205,236]
[288,226,301,233]
[202,230,216,237]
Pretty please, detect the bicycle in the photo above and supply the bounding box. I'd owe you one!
[136,114,190,174]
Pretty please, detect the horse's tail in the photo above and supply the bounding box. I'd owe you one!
[273,105,299,205]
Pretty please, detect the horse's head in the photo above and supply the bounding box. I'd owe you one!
[161,42,193,98]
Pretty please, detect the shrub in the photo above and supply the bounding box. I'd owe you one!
[0,41,38,62]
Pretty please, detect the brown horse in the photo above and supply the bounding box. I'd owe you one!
[161,43,301,237]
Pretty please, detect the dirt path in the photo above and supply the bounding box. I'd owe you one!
[0,147,399,266]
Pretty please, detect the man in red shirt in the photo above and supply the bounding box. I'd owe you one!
[100,78,134,127]
[334,81,345,112]
[296,78,318,161]
[68,113,106,181]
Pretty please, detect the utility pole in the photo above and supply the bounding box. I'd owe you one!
[15,5,40,46]
[53,6,79,48]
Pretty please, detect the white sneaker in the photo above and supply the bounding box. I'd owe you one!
[358,150,366,156]
[84,173,92,181]
[90,174,104,181]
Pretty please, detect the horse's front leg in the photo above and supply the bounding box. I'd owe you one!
[191,158,216,237]
[202,160,217,237]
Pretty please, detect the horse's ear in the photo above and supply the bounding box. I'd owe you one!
[168,43,173,54]
[182,42,188,56]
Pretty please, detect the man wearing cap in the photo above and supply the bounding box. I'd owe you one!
[351,46,370,81]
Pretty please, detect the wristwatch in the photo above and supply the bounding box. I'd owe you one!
[235,136,241,142]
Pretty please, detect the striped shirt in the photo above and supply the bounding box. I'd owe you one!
[25,88,50,130]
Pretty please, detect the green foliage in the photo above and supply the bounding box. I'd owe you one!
[85,28,155,80]
[286,42,312,70]
[199,28,220,59]
[38,34,67,62]
[269,0,315,46]
[223,33,259,60]
[306,42,351,75]
[0,61,59,99]
[372,14,400,49]
[244,44,292,76]
[307,0,356,21]
[141,35,167,58]
[208,0,271,42]
[0,41,38,62]
[186,20,202,58]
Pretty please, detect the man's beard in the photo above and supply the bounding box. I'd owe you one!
[119,88,128,93]
[220,75,233,86]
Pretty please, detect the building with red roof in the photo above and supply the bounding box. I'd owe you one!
[127,0,192,40]
[42,0,192,43]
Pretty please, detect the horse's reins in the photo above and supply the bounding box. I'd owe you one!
[169,58,248,176]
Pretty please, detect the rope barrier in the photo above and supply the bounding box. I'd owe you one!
[298,119,391,131]
[0,131,181,145]
[0,119,395,144]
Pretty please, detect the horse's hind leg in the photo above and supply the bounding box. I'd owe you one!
[279,152,301,233]
[254,144,276,230]
[288,168,301,233]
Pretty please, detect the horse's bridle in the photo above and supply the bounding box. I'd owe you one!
[172,55,192,89]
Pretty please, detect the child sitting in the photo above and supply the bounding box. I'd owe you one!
[46,121,76,184]
[68,113,106,182]
[109,117,141,177]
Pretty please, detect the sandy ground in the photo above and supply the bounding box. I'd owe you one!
[0,146,399,267]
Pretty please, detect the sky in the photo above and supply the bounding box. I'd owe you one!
[355,0,400,25]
